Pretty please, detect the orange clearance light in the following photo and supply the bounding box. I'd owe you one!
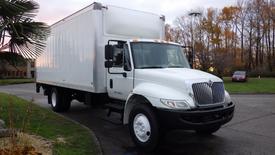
[132,39,139,42]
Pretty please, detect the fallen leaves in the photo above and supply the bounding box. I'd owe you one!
[0,146,42,155]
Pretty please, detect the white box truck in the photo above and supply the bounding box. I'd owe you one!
[36,2,235,151]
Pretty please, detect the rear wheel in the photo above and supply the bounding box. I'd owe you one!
[129,104,159,152]
[49,88,71,112]
[196,126,220,135]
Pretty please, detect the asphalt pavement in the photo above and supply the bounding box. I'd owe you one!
[1,83,275,155]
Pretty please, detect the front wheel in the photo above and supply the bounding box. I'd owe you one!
[129,104,159,152]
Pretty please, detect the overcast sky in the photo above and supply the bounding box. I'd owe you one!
[35,0,237,25]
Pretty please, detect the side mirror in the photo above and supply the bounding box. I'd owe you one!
[105,61,113,68]
[105,45,114,60]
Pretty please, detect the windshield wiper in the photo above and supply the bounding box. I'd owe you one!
[139,66,165,69]
[168,66,185,68]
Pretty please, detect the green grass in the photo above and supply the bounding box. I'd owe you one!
[223,77,275,93]
[0,93,100,155]
[0,78,34,85]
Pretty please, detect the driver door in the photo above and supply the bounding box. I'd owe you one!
[107,43,134,101]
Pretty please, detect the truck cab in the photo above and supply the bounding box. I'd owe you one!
[104,39,235,151]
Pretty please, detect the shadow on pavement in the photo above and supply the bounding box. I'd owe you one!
[123,131,227,155]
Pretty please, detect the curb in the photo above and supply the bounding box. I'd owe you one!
[50,112,103,155]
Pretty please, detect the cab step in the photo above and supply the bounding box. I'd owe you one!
[105,102,124,121]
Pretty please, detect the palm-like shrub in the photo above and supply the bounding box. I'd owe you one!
[0,0,49,58]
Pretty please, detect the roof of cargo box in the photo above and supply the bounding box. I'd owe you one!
[51,2,165,27]
[50,2,98,27]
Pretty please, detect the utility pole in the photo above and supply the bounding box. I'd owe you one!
[188,12,201,69]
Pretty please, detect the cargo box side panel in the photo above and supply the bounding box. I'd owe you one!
[37,8,97,92]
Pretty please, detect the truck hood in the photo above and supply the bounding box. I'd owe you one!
[135,68,222,83]
[134,68,223,100]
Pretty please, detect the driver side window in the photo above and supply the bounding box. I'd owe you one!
[112,43,132,71]
[113,45,123,67]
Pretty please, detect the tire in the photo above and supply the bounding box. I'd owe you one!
[196,126,220,135]
[129,104,159,152]
[49,88,71,112]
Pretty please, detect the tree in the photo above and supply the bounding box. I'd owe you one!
[0,0,49,58]
[167,0,275,76]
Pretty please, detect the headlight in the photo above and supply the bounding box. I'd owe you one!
[224,90,232,103]
[160,99,190,109]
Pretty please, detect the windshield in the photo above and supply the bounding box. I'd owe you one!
[234,71,246,75]
[131,42,190,69]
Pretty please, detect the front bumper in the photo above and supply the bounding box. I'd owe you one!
[156,103,235,130]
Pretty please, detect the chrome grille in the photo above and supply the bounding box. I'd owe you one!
[192,82,225,105]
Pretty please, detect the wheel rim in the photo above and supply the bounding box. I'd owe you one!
[51,91,57,107]
[133,113,151,143]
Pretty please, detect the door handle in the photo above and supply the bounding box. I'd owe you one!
[110,79,113,89]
